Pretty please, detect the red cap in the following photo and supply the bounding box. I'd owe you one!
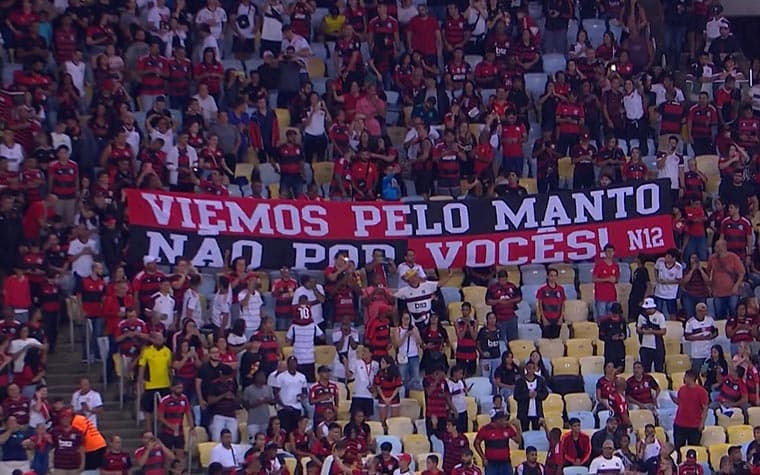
[399,454,412,464]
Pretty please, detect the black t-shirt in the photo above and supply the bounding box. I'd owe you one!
[476,327,502,359]
[197,361,234,399]
[495,363,520,386]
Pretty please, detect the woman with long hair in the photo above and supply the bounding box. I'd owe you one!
[701,344,728,399]
[265,416,287,448]
[374,355,403,421]
[493,350,520,401]
[392,313,422,394]
[420,313,450,374]
[171,339,202,403]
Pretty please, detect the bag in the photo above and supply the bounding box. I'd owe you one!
[237,14,250,29]
[396,328,410,364]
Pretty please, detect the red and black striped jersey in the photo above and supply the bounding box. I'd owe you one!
[373,369,402,401]
[157,393,190,435]
[688,104,718,139]
[536,284,565,321]
[720,216,751,257]
[476,423,517,462]
[423,376,449,417]
[455,319,478,361]
[309,381,338,414]
[79,276,105,317]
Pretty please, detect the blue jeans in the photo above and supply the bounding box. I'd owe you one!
[654,297,677,317]
[480,358,500,390]
[664,25,687,68]
[680,291,706,320]
[486,460,513,475]
[399,355,421,393]
[595,301,615,321]
[82,317,104,360]
[501,156,524,177]
[683,235,708,261]
[498,319,518,343]
[714,295,738,320]
[280,173,303,197]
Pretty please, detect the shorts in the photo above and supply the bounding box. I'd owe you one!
[141,388,169,413]
[377,396,401,408]
[233,36,255,53]
[159,433,186,450]
[350,397,374,417]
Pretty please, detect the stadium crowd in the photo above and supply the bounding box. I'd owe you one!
[2,0,760,473]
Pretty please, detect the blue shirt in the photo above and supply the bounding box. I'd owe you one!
[1,430,27,461]
[382,176,400,200]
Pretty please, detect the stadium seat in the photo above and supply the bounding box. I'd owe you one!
[558,157,574,188]
[579,356,604,376]
[583,374,601,398]
[700,426,727,446]
[512,449,527,468]
[523,430,550,451]
[314,346,337,367]
[516,302,532,324]
[399,398,421,420]
[441,286,462,306]
[663,338,682,356]
[448,302,463,321]
[564,300,590,323]
[665,355,691,373]
[544,412,564,431]
[577,263,594,284]
[747,407,760,427]
[415,452,443,470]
[563,467,589,475]
[521,265,547,286]
[695,154,720,177]
[579,284,594,306]
[524,73,549,99]
[594,340,604,356]
[629,409,656,430]
[727,425,753,444]
[402,434,431,454]
[366,421,384,437]
[618,263,632,284]
[663,321,684,340]
[680,446,708,464]
[509,340,536,361]
[198,442,216,467]
[538,339,565,359]
[386,417,415,437]
[476,414,491,429]
[565,339,594,358]
[544,394,565,414]
[564,393,593,412]
[708,443,732,470]
[553,357,580,375]
[572,322,598,340]
[562,284,578,300]
[376,435,402,454]
[543,54,567,75]
[566,410,595,430]
[466,377,493,406]
[584,19,606,47]
[408,390,426,415]
[517,324,542,342]
[650,373,670,391]
[462,286,487,306]
[717,409,746,428]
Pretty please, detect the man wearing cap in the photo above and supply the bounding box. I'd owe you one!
[588,440,624,475]
[678,449,705,475]
[273,355,308,434]
[684,303,718,371]
[672,370,708,450]
[636,297,667,373]
[394,271,439,327]
[474,412,521,475]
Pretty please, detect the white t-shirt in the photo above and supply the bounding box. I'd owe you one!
[525,377,538,417]
[50,132,72,152]
[0,143,24,172]
[657,152,683,190]
[447,379,467,413]
[637,311,666,349]
[166,145,198,185]
[182,289,203,326]
[234,2,258,39]
[238,289,264,333]
[9,338,42,373]
[273,370,307,410]
[589,455,625,475]
[195,6,228,39]
[304,109,327,136]
[64,60,86,95]
[292,285,325,324]
[209,443,241,469]
[394,281,438,323]
[396,262,425,288]
[395,327,420,360]
[151,292,176,328]
[651,84,685,106]
[70,389,103,427]
[654,258,683,300]
[68,238,98,278]
[150,129,175,154]
[685,316,717,359]
[332,328,359,379]
[261,2,285,42]
[349,359,379,399]
[751,84,760,113]
[282,34,311,55]
[146,5,171,32]
[194,94,219,125]
[287,322,323,364]
[211,290,232,329]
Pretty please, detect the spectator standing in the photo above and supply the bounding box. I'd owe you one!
[513,360,549,431]
[590,416,621,459]
[636,298,667,373]
[653,249,683,320]
[137,333,173,431]
[273,356,308,435]
[474,413,521,475]
[592,244,620,320]
[292,275,326,327]
[0,415,30,473]
[486,270,522,343]
[684,303,718,371]
[156,379,191,463]
[51,409,85,475]
[672,370,708,450]
[536,269,566,339]
[598,303,627,371]
[209,428,240,472]
[287,297,324,381]
[70,377,103,427]
[708,240,745,319]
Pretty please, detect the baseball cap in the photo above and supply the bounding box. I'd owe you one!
[399,454,412,464]
[143,255,159,265]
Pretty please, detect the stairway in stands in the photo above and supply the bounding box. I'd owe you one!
[45,323,145,452]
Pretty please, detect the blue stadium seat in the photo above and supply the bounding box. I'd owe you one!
[521,285,541,310]
[567,411,596,430]
[521,264,547,286]
[524,73,549,100]
[375,435,402,454]
[577,263,594,284]
[516,302,532,324]
[563,284,578,300]
[618,263,631,284]
[584,19,606,47]
[441,286,462,306]
[522,430,550,451]
[583,374,601,400]
[542,54,567,76]
[517,323,542,342]
[465,377,493,406]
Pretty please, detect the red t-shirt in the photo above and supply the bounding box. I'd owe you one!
[673,384,708,429]
[407,15,439,56]
[592,259,619,301]
[501,124,526,157]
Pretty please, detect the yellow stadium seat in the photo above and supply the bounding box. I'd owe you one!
[282,346,293,359]
[558,157,574,182]
[708,443,731,470]
[727,425,753,443]
[716,409,744,428]
[537,451,547,465]
[625,337,639,356]
[544,394,565,414]
[284,457,297,475]
[579,284,594,306]
[565,338,594,358]
[312,161,335,186]
[636,426,667,443]
[476,414,491,429]
[464,432,483,466]
[706,175,721,195]
[650,373,670,391]
[553,357,580,375]
[399,398,421,420]
[274,109,290,139]
[448,302,464,321]
[474,304,491,325]
[234,162,256,180]
[307,56,326,77]
[628,409,656,430]
[509,339,535,361]
[579,356,605,375]
[564,300,590,323]
[671,372,685,391]
[415,452,443,470]
[700,426,727,447]
[715,320,727,337]
[665,355,691,373]
[402,434,431,454]
[521,178,537,194]
[386,417,415,437]
[663,322,684,340]
[337,400,351,420]
[616,284,632,319]
[748,407,760,427]
[543,412,564,431]
[572,322,599,340]
[680,446,708,464]
[511,449,527,469]
[663,338,682,356]
[538,339,565,359]
[564,393,593,412]
[466,397,478,430]
[268,183,280,199]
[198,442,216,467]
[336,420,349,429]
[408,390,426,415]
[462,286,488,306]
[367,421,384,437]
[550,264,576,285]
[440,268,465,288]
[314,345,337,367]
[695,154,720,177]
[508,397,518,417]
[505,267,522,286]
[594,340,604,356]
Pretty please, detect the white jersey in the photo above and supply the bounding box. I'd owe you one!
[394,281,438,324]
[654,258,683,300]
[685,316,717,359]
[589,455,625,475]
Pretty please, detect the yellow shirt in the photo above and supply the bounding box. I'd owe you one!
[138,345,172,390]
[322,15,346,36]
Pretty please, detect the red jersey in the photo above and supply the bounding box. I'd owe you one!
[657,100,685,135]
[476,423,517,462]
[365,317,391,358]
[350,160,378,196]
[423,375,450,417]
[51,426,84,470]
[688,104,718,139]
[132,270,166,310]
[433,143,461,181]
[79,276,105,318]
[21,168,44,202]
[443,16,467,47]
[452,464,483,475]
[101,450,132,474]
[607,391,630,427]
[536,284,566,321]
[501,124,527,157]
[2,396,30,425]
[373,368,402,402]
[278,143,303,175]
[407,15,439,55]
[136,54,168,95]
[556,102,584,135]
[167,58,192,98]
[157,393,191,435]
[272,278,297,317]
[486,282,521,321]
[625,374,658,405]
[720,216,751,258]
[48,160,78,199]
[735,117,760,149]
[309,381,338,415]
[443,432,470,474]
[289,2,311,37]
[194,61,223,94]
[117,318,148,356]
[592,260,619,301]
[133,445,166,475]
[252,330,280,364]
[727,312,756,343]
[718,375,748,404]
[623,159,648,181]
